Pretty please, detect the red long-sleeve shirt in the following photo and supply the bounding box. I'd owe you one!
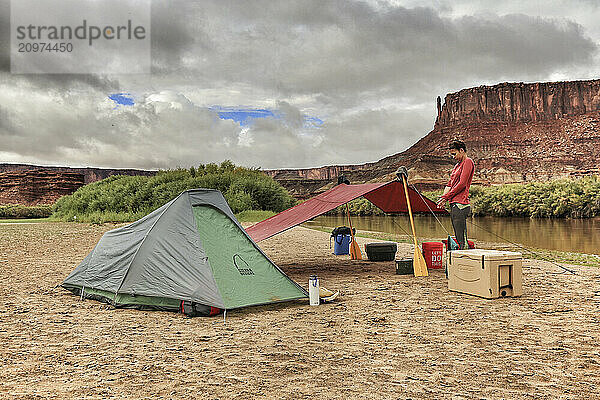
[441,157,474,204]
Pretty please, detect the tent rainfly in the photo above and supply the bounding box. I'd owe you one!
[63,189,308,316]
[245,181,447,242]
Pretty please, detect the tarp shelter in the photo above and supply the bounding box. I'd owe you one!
[63,189,308,314]
[246,181,446,242]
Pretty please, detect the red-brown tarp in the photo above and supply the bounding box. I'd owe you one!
[246,181,447,242]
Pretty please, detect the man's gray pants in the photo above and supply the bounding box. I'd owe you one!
[450,204,472,250]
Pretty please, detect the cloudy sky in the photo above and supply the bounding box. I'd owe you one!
[0,0,599,170]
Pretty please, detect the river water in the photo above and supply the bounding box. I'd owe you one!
[303,215,600,255]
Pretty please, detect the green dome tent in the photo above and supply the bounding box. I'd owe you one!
[63,189,308,316]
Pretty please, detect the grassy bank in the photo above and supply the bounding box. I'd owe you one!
[0,204,53,219]
[52,161,295,223]
[235,210,276,223]
[0,217,52,223]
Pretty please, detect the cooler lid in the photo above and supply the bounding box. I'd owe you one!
[450,249,522,261]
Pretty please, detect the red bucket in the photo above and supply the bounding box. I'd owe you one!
[422,242,444,269]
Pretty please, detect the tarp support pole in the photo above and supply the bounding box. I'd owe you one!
[401,176,428,277]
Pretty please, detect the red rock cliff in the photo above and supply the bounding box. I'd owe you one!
[0,170,84,206]
[414,79,600,184]
[435,80,600,127]
[0,164,156,184]
[0,164,156,206]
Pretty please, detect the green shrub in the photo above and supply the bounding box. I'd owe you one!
[0,204,53,219]
[471,177,600,218]
[225,190,256,214]
[52,161,296,222]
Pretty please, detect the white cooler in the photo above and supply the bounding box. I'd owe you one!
[447,249,523,299]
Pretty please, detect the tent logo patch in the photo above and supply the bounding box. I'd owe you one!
[233,254,254,276]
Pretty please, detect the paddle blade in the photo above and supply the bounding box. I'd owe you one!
[413,247,428,277]
[350,240,362,260]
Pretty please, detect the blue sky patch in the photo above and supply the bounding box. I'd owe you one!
[106,96,323,127]
[109,93,135,107]
[210,106,323,128]
[209,106,279,126]
[304,116,324,127]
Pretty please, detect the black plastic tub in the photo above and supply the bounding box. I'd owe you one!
[395,259,413,275]
[365,242,397,261]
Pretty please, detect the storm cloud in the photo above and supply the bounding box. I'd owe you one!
[0,0,598,169]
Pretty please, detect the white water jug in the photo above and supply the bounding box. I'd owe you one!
[309,275,319,306]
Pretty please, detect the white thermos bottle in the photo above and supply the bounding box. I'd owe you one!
[309,275,319,306]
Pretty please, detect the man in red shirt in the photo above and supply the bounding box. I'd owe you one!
[436,140,475,250]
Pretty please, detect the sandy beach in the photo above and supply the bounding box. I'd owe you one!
[1,222,599,399]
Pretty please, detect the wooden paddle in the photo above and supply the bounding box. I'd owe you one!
[400,175,428,277]
[346,204,362,260]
